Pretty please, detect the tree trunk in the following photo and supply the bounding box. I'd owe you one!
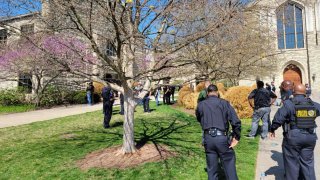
[121,90,137,154]
[35,95,41,107]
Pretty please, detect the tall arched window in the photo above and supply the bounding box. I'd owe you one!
[277,2,304,49]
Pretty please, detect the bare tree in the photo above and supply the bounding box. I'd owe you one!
[177,1,279,85]
[0,0,248,154]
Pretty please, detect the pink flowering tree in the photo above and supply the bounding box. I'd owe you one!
[0,35,95,106]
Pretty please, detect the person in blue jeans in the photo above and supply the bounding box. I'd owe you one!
[154,87,161,106]
[86,82,94,105]
[247,80,277,139]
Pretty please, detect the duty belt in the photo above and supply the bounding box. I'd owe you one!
[290,126,316,134]
[204,128,227,136]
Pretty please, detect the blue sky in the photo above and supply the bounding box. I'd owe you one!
[0,0,41,18]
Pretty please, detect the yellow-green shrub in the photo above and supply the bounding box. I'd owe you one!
[177,82,255,119]
[93,82,104,94]
[182,92,199,109]
[196,82,205,92]
[217,83,226,96]
[223,86,254,118]
[178,84,192,105]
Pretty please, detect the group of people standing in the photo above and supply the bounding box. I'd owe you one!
[99,84,177,128]
[196,80,319,180]
[159,85,176,105]
[248,80,319,180]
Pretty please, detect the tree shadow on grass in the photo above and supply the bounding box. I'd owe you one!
[52,112,203,169]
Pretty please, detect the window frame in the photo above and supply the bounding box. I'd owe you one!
[276,2,305,49]
[0,29,7,45]
[105,42,116,57]
[20,24,35,36]
[18,73,32,93]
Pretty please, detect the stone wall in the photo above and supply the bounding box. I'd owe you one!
[240,0,320,92]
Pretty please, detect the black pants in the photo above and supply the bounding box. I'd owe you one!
[142,97,150,112]
[165,94,171,104]
[103,102,113,128]
[172,92,175,101]
[204,134,238,180]
[282,129,317,180]
[120,101,124,115]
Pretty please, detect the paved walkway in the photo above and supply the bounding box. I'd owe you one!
[0,103,105,128]
[255,94,320,180]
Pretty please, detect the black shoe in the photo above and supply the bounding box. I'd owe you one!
[103,123,110,129]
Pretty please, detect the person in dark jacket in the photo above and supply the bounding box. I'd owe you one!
[270,84,320,180]
[162,86,168,105]
[142,91,151,113]
[170,86,176,102]
[165,86,171,105]
[119,93,124,115]
[266,83,271,92]
[280,80,293,101]
[101,86,114,128]
[271,81,276,93]
[196,84,241,180]
[247,81,277,139]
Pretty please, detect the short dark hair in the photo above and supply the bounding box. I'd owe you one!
[207,84,218,93]
[257,80,264,88]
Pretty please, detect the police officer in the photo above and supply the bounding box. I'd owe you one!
[101,86,114,128]
[278,80,294,176]
[196,84,241,180]
[162,86,168,105]
[119,93,124,115]
[280,80,294,101]
[142,91,151,113]
[270,84,320,180]
[247,81,277,139]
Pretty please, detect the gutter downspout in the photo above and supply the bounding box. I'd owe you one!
[305,5,312,86]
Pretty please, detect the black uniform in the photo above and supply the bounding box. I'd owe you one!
[171,86,176,102]
[120,93,124,115]
[271,95,319,180]
[196,95,241,180]
[162,86,168,105]
[142,91,150,113]
[102,86,114,128]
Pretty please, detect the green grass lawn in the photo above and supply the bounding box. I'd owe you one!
[0,104,36,114]
[0,103,259,179]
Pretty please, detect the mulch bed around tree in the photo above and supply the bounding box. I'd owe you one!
[77,144,175,170]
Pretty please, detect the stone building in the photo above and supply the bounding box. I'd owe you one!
[240,0,320,93]
[0,1,117,92]
[0,12,42,91]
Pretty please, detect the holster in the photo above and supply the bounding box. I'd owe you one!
[208,128,218,137]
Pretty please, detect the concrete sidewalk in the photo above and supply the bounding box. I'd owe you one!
[255,94,320,180]
[0,103,105,128]
[0,96,157,129]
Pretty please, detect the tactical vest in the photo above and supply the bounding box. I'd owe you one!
[292,99,317,129]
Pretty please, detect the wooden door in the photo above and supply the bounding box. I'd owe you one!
[283,64,302,85]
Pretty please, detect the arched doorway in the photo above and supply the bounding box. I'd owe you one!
[283,64,302,85]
